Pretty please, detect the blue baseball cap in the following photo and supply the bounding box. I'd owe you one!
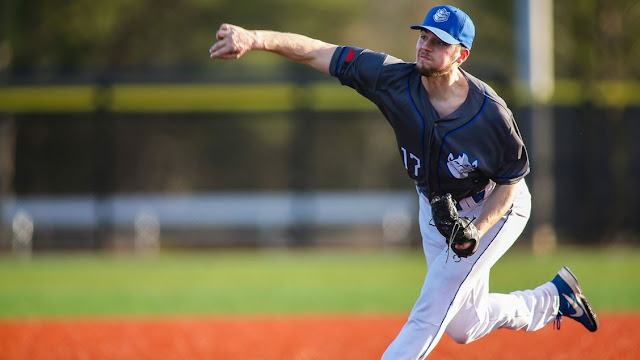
[411,5,475,49]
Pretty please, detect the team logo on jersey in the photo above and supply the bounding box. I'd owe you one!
[433,8,451,22]
[447,153,478,179]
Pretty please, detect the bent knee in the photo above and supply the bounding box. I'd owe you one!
[446,328,475,344]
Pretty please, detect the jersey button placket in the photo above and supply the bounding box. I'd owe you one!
[429,123,439,200]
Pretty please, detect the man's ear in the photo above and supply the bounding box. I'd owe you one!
[457,47,470,63]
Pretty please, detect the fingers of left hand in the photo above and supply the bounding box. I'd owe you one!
[216,28,228,40]
[209,42,220,54]
[210,40,233,58]
[211,46,241,60]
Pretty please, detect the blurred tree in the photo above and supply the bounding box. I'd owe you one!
[555,0,640,80]
[2,0,637,80]
[3,0,366,70]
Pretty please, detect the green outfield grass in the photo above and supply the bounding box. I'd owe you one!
[0,246,638,318]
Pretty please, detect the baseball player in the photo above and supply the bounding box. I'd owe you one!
[209,4,598,359]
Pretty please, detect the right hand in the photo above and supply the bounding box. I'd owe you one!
[209,23,255,60]
[450,217,479,258]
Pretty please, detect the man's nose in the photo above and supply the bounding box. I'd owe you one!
[420,39,433,51]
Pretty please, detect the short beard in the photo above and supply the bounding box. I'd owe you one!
[416,59,457,78]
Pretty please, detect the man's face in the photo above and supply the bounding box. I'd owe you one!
[415,30,466,78]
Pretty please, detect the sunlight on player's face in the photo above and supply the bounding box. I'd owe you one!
[415,31,464,78]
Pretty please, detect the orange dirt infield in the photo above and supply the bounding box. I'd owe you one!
[0,313,637,360]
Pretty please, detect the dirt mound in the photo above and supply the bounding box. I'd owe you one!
[0,313,635,359]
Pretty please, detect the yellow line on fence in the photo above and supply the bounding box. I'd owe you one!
[0,86,96,112]
[0,81,638,113]
[0,83,376,113]
[111,84,297,112]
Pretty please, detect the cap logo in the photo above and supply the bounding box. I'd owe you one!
[433,8,450,22]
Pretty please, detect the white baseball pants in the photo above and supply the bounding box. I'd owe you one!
[382,180,559,359]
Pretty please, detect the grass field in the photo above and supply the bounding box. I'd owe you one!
[1,246,638,318]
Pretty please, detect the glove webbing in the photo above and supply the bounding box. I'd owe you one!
[445,215,476,263]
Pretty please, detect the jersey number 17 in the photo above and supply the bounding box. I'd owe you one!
[401,147,421,177]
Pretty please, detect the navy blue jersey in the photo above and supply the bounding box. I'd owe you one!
[329,46,529,201]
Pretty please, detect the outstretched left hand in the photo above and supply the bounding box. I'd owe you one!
[209,23,255,60]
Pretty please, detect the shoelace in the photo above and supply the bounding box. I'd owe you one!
[554,314,562,330]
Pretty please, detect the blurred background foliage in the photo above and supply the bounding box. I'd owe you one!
[1,0,638,81]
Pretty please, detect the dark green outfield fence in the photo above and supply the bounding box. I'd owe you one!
[0,68,639,249]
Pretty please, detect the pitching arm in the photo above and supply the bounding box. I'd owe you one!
[451,183,518,252]
[473,183,519,239]
[209,23,338,75]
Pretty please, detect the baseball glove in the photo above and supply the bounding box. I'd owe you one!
[430,193,479,260]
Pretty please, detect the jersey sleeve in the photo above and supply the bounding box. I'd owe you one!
[329,46,387,103]
[492,114,530,184]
